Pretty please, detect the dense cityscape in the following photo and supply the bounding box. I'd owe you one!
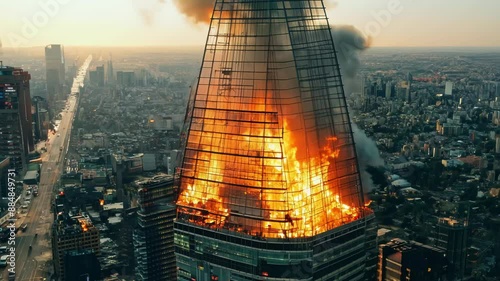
[1,1,500,281]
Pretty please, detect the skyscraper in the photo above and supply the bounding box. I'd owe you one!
[89,65,105,87]
[406,72,413,103]
[175,1,376,280]
[133,174,177,281]
[107,58,114,84]
[0,64,34,171]
[385,81,393,99]
[45,44,65,105]
[434,218,468,281]
[445,81,453,96]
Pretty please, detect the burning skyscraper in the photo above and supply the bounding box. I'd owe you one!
[175,1,376,280]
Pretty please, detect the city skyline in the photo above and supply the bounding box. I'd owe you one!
[1,1,500,280]
[1,0,500,48]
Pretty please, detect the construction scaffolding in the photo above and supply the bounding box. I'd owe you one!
[177,0,366,240]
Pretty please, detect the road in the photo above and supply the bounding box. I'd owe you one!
[10,56,92,281]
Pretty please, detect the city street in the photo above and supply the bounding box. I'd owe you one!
[6,56,91,281]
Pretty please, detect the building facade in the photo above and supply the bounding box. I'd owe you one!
[0,65,34,171]
[175,1,376,280]
[434,218,468,281]
[52,211,100,281]
[378,238,448,281]
[64,249,101,281]
[133,174,177,281]
[45,44,65,106]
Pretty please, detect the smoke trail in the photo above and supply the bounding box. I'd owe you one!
[330,25,384,192]
[351,123,384,192]
[331,25,371,79]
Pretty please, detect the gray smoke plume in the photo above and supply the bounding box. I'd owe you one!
[331,25,371,79]
[351,123,384,192]
[330,25,384,192]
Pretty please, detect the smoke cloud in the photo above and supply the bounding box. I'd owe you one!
[351,123,384,192]
[172,0,338,24]
[330,25,384,192]
[331,25,371,79]
[172,0,214,23]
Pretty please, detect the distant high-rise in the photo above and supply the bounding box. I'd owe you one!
[45,44,65,104]
[32,96,49,141]
[406,72,413,103]
[133,174,177,281]
[0,64,34,171]
[378,238,448,281]
[434,217,468,281]
[106,58,114,84]
[116,71,135,87]
[445,81,453,96]
[385,81,393,99]
[175,1,376,280]
[89,65,105,87]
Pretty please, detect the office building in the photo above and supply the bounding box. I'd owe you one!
[133,174,177,281]
[89,65,105,87]
[116,71,135,87]
[45,44,65,102]
[175,1,376,280]
[378,238,448,281]
[445,81,453,96]
[0,64,34,171]
[64,249,101,281]
[385,82,393,99]
[434,218,468,281]
[52,211,100,281]
[32,96,49,141]
[106,59,114,84]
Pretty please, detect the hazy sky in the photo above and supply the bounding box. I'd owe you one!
[1,0,500,48]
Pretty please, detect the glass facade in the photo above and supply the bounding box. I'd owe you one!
[175,0,375,280]
[133,176,177,281]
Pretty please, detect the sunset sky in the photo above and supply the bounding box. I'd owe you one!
[1,0,500,48]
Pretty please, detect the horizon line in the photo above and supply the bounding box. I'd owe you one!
[2,45,500,49]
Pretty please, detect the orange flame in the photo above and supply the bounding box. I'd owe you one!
[178,94,360,238]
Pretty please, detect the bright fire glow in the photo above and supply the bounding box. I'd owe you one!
[177,95,360,238]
